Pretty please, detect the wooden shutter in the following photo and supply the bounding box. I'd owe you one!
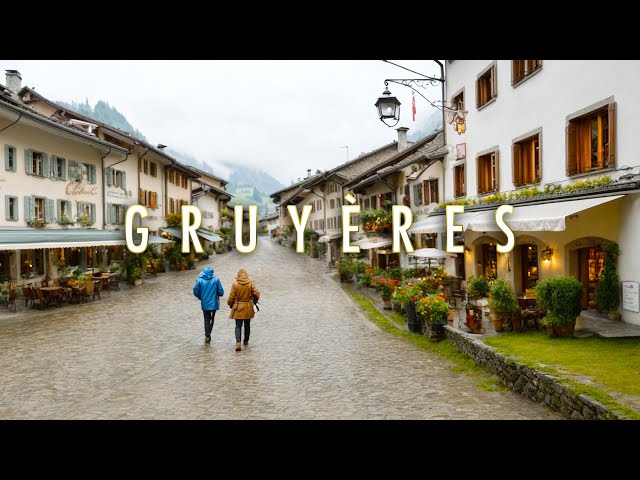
[490,66,497,99]
[607,102,616,167]
[423,180,429,204]
[512,143,522,186]
[476,78,481,108]
[24,149,33,175]
[566,122,577,176]
[45,198,55,224]
[492,151,499,192]
[24,196,33,222]
[105,167,113,186]
[50,155,58,178]
[476,156,482,194]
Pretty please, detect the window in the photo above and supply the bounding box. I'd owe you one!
[363,198,370,210]
[513,133,541,186]
[21,249,45,277]
[51,156,67,180]
[330,199,335,209]
[149,191,157,210]
[512,60,542,86]
[142,158,149,175]
[454,164,466,198]
[168,170,174,184]
[81,163,96,184]
[34,197,45,221]
[369,195,377,209]
[567,102,616,176]
[476,63,497,109]
[32,151,46,177]
[424,179,439,204]
[481,243,498,280]
[107,203,125,225]
[182,175,188,189]
[413,183,423,206]
[140,189,147,206]
[452,90,464,112]
[477,151,499,194]
[150,162,157,178]
[57,199,72,221]
[4,145,16,171]
[106,168,126,189]
[317,200,322,211]
[420,233,437,248]
[76,201,96,225]
[380,192,393,210]
[5,196,18,221]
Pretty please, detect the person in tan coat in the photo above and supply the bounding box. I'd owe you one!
[227,268,260,351]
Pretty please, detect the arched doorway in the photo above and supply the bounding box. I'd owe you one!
[513,235,546,297]
[472,234,505,280]
[565,237,611,309]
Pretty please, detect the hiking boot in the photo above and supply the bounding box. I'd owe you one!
[243,340,249,346]
[205,336,211,344]
[235,341,241,351]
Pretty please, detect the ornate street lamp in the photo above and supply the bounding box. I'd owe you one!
[375,86,402,127]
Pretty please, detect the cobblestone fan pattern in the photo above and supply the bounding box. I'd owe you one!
[444,327,620,419]
[0,239,559,419]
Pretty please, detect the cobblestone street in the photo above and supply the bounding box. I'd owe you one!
[0,238,558,419]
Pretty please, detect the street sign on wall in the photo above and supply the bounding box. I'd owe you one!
[622,281,640,313]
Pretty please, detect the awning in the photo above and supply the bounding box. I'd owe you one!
[352,236,392,250]
[461,195,624,232]
[319,232,342,243]
[196,229,223,242]
[147,235,172,245]
[161,227,222,242]
[408,215,446,234]
[0,228,160,251]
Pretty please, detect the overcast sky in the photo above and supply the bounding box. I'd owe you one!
[1,60,442,185]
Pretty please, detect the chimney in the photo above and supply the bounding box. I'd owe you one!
[157,144,167,151]
[5,70,22,95]
[396,127,409,152]
[307,169,312,178]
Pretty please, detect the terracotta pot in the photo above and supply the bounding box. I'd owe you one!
[382,297,392,310]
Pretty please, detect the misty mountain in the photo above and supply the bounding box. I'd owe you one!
[408,110,443,142]
[226,164,284,196]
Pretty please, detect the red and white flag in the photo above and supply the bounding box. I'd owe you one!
[412,91,416,121]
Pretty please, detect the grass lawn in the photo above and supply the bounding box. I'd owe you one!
[485,331,640,418]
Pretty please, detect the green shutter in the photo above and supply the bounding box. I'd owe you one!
[57,199,62,220]
[90,204,96,225]
[4,145,10,171]
[66,200,72,219]
[24,196,33,222]
[45,198,55,224]
[50,155,58,178]
[5,196,9,220]
[60,158,67,181]
[24,149,33,175]
[42,153,49,179]
[105,167,113,187]
[89,164,96,184]
[121,172,127,190]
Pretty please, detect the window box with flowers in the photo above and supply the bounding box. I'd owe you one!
[57,214,75,227]
[27,218,46,229]
[77,214,94,228]
[361,208,392,236]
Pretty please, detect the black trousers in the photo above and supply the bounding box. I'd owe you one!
[203,310,216,337]
[235,319,250,342]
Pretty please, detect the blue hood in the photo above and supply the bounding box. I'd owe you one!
[198,267,214,280]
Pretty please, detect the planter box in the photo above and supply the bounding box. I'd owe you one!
[133,279,143,286]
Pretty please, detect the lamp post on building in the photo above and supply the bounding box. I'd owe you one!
[374,60,467,134]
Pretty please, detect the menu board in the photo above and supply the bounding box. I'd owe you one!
[622,281,639,313]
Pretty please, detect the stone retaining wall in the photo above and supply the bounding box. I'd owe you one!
[444,326,621,420]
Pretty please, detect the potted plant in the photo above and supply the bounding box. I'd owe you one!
[77,214,94,227]
[57,214,75,227]
[393,283,423,333]
[467,275,491,303]
[415,294,449,342]
[377,277,399,310]
[336,257,357,283]
[488,279,519,332]
[536,277,583,337]
[129,266,143,286]
[594,242,621,320]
